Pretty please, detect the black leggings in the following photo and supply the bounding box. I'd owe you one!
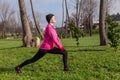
[19,47,68,68]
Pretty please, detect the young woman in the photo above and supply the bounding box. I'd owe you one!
[15,14,69,73]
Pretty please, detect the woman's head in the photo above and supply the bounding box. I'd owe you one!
[46,14,56,24]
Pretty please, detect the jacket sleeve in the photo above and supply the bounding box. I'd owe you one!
[48,26,64,50]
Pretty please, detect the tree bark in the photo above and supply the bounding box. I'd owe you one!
[30,0,43,40]
[88,0,93,36]
[76,0,79,27]
[99,0,107,46]
[18,0,32,47]
[61,0,65,38]
[65,0,70,38]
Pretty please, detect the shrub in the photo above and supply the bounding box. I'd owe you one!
[106,16,120,50]
[92,29,99,34]
[68,21,83,46]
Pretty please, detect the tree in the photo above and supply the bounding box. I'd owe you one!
[76,0,83,27]
[107,16,120,51]
[111,13,120,21]
[0,2,15,38]
[62,0,65,28]
[64,0,70,38]
[60,0,65,38]
[82,0,97,36]
[30,0,43,40]
[106,0,115,14]
[69,0,97,36]
[99,0,107,46]
[18,0,32,47]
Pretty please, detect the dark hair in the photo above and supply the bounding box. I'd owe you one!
[46,14,54,23]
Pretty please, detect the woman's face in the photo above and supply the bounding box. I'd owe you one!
[50,16,56,23]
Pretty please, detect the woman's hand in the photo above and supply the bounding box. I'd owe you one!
[60,47,65,51]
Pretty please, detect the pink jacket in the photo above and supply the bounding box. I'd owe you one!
[40,24,64,50]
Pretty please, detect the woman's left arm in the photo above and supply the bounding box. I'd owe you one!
[48,26,64,50]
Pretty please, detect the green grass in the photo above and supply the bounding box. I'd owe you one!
[0,35,120,80]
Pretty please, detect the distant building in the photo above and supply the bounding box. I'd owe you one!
[93,20,99,29]
[115,21,120,24]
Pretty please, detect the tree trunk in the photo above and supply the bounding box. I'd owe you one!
[65,0,70,38]
[99,0,107,46]
[78,0,83,23]
[61,0,65,38]
[2,21,6,38]
[62,0,65,28]
[30,0,43,40]
[88,14,93,36]
[76,0,79,27]
[89,0,93,36]
[18,0,32,47]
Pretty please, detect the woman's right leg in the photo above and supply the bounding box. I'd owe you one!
[48,47,69,71]
[15,49,47,73]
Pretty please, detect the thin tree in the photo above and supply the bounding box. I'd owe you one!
[30,0,43,40]
[18,0,32,47]
[69,0,96,36]
[64,0,70,38]
[76,0,83,27]
[88,0,93,36]
[78,0,83,23]
[99,0,107,46]
[82,0,97,36]
[62,0,65,28]
[60,0,65,38]
[0,2,15,38]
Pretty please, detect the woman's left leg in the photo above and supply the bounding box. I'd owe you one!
[15,49,47,73]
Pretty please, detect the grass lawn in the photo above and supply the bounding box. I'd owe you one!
[0,35,120,80]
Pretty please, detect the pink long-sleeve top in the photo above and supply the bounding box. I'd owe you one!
[40,24,64,50]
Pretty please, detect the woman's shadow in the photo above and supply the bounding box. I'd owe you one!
[66,45,106,53]
[0,67,14,73]
[0,46,22,51]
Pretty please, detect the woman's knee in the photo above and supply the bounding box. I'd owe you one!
[28,57,39,63]
[62,50,67,55]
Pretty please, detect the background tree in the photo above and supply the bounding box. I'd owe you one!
[64,0,70,38]
[30,0,43,40]
[62,0,65,28]
[60,0,65,38]
[107,16,120,51]
[18,0,32,47]
[111,13,120,21]
[99,0,107,46]
[69,0,97,36]
[0,2,15,38]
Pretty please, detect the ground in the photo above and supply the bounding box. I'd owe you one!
[0,35,120,80]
